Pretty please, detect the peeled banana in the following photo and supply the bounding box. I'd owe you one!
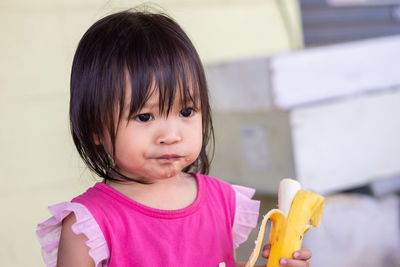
[246,179,324,267]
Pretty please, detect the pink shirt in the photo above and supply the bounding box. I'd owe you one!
[37,174,260,267]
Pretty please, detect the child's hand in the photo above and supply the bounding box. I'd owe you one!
[261,244,312,267]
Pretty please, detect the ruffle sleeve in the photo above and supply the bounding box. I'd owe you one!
[36,202,109,267]
[232,185,260,249]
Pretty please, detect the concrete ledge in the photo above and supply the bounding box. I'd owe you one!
[271,35,400,109]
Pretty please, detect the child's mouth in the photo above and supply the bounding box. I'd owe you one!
[156,154,181,160]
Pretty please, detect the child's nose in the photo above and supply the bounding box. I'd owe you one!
[156,120,182,145]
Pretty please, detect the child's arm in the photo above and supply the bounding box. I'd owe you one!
[235,245,312,267]
[57,213,95,267]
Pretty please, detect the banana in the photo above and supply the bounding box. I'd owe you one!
[246,179,324,267]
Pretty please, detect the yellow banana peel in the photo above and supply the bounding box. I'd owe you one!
[246,179,325,267]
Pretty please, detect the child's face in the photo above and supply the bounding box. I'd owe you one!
[103,87,203,182]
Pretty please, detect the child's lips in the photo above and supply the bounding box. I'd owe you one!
[155,154,182,160]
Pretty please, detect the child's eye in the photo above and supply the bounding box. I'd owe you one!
[135,113,153,122]
[179,108,195,118]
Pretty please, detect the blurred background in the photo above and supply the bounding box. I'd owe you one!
[1,0,400,266]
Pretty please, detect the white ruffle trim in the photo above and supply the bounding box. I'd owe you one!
[36,202,109,267]
[232,185,260,249]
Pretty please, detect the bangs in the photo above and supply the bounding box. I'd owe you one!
[124,54,202,117]
[109,12,206,119]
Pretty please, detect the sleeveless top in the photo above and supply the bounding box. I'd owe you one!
[37,174,260,267]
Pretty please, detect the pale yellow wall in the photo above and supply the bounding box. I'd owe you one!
[0,0,302,265]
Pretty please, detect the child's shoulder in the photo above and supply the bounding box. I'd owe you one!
[36,199,109,266]
[196,173,234,191]
[195,173,238,207]
[71,182,126,216]
[71,182,104,202]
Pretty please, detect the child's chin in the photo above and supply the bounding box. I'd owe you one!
[163,171,180,179]
[156,168,183,179]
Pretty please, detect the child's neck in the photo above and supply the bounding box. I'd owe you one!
[106,172,198,210]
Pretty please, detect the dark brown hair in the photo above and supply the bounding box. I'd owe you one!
[70,9,214,183]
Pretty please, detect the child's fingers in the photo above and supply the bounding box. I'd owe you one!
[278,249,312,267]
[261,243,271,258]
[279,258,310,267]
[292,249,312,261]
